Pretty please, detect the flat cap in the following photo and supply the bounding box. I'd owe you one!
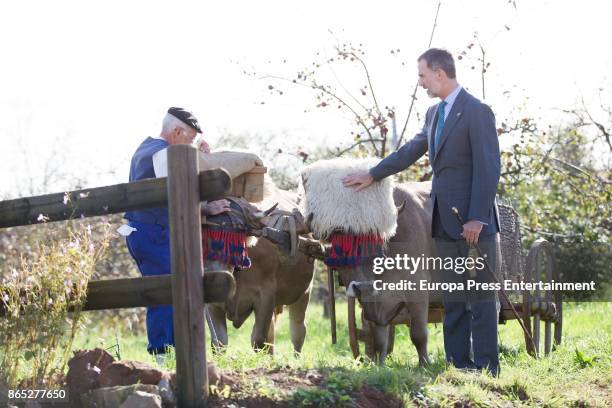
[168,107,202,133]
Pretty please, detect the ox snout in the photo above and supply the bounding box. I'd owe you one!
[347,280,402,326]
[229,305,253,329]
[346,280,379,299]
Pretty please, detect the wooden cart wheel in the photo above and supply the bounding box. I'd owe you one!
[347,296,360,358]
[523,238,563,357]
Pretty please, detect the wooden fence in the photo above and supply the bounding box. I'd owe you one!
[0,144,232,407]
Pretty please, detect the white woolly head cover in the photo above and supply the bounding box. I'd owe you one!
[300,158,397,241]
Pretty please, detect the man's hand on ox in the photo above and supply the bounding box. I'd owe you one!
[342,171,374,192]
[202,199,231,216]
[461,220,484,247]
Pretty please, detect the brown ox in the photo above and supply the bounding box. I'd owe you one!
[206,182,315,353]
[339,182,435,364]
[302,157,434,364]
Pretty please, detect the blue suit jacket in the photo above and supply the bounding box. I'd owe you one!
[369,88,500,239]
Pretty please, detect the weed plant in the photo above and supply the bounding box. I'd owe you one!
[0,221,112,388]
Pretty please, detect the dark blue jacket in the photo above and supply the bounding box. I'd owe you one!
[369,89,500,239]
[124,137,170,227]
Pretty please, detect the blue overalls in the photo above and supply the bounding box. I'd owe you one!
[124,137,174,354]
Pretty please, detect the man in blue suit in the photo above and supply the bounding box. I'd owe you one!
[343,48,501,375]
[124,107,230,358]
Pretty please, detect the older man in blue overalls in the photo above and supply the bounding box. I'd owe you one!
[124,107,229,359]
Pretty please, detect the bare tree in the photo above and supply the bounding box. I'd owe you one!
[252,2,443,159]
[565,92,612,154]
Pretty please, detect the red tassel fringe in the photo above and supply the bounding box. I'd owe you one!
[324,233,384,267]
[202,228,251,268]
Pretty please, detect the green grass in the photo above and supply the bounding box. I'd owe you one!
[74,302,612,407]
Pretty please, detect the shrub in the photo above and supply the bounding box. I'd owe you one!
[0,221,111,388]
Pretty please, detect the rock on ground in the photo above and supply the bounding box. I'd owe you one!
[157,377,176,406]
[98,360,164,387]
[119,391,162,408]
[66,348,115,396]
[81,384,161,408]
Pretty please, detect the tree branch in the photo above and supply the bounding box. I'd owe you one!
[397,0,442,149]
[322,37,371,114]
[549,156,611,184]
[521,226,583,239]
[333,46,388,156]
[315,84,380,156]
[260,73,379,155]
[479,44,486,100]
[581,96,612,152]
[326,51,370,113]
[346,51,382,118]
[334,138,384,157]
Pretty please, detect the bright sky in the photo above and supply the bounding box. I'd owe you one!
[1,0,611,197]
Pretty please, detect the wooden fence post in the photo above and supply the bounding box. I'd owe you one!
[167,144,208,407]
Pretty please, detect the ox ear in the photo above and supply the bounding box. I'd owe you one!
[305,212,314,230]
[397,199,407,214]
[291,208,309,233]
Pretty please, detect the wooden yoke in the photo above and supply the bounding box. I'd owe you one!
[168,145,211,407]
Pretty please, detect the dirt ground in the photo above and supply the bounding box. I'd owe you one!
[207,367,403,408]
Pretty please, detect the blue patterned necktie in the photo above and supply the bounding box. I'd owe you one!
[433,101,447,154]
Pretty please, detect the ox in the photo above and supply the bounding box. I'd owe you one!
[301,158,435,364]
[206,179,315,354]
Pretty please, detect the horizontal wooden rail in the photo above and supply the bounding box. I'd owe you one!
[0,271,235,317]
[0,169,231,229]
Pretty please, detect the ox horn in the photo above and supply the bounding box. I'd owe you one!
[262,202,279,216]
[396,199,407,214]
[253,202,279,220]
